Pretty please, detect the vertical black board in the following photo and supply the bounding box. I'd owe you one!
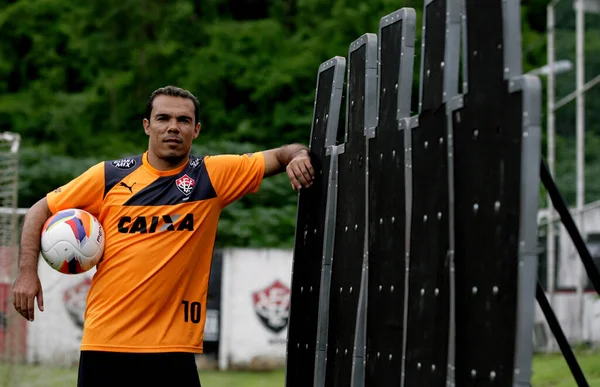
[403,0,450,386]
[286,60,344,387]
[204,249,223,356]
[419,0,446,113]
[365,10,415,387]
[452,1,521,385]
[324,43,367,387]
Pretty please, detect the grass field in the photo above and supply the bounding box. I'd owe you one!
[1,351,599,386]
[531,350,600,386]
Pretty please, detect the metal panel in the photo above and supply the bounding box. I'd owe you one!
[287,2,543,387]
[418,0,446,113]
[444,0,461,100]
[351,32,378,387]
[502,0,523,79]
[403,0,461,384]
[450,2,538,385]
[451,89,521,387]
[286,56,346,387]
[462,0,505,95]
[377,7,416,122]
[460,0,469,94]
[404,8,450,387]
[324,33,375,387]
[445,94,460,387]
[402,116,413,387]
[404,111,450,387]
[363,8,416,387]
[512,75,542,387]
[314,60,347,385]
[443,0,462,384]
[314,144,341,386]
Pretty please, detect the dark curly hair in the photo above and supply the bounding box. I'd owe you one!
[145,85,201,125]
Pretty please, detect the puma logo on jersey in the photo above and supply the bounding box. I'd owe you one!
[117,214,194,233]
[119,181,136,193]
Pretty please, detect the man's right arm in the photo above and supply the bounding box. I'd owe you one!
[18,197,52,273]
[13,197,52,322]
[13,161,105,322]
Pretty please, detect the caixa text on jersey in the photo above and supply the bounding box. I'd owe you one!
[117,214,194,233]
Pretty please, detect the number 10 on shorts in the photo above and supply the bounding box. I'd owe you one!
[181,300,201,323]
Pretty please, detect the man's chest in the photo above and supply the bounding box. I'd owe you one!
[104,168,217,207]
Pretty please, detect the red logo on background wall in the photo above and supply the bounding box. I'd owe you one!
[63,277,92,329]
[252,280,291,333]
[176,174,195,195]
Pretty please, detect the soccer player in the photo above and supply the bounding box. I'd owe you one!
[12,85,315,387]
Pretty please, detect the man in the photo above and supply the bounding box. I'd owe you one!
[12,85,314,386]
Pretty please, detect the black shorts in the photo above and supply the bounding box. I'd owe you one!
[77,350,202,387]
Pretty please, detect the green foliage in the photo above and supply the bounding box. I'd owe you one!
[18,145,103,207]
[1,0,599,246]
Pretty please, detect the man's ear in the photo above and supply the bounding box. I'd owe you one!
[194,123,201,139]
[143,118,151,135]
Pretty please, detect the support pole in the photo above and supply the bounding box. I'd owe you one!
[575,0,586,343]
[546,1,557,353]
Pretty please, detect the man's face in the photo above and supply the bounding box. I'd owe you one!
[143,95,200,163]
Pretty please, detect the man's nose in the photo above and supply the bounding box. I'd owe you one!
[167,120,180,132]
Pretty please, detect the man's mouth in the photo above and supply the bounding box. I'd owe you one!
[164,138,182,144]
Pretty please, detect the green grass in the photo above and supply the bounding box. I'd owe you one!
[200,370,285,387]
[2,351,600,386]
[532,350,600,386]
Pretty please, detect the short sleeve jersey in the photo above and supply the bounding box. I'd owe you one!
[45,151,265,353]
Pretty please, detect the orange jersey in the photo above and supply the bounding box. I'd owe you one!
[45,151,265,353]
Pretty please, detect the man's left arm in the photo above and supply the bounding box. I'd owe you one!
[263,143,314,191]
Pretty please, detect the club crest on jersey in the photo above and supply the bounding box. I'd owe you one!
[111,158,136,169]
[176,174,195,195]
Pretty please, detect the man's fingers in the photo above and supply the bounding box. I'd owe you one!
[296,154,314,177]
[15,293,26,320]
[286,152,316,191]
[290,163,312,188]
[12,274,43,321]
[295,165,312,187]
[299,159,315,184]
[26,293,34,321]
[287,168,302,190]
[13,292,21,316]
[37,288,44,312]
[304,160,315,179]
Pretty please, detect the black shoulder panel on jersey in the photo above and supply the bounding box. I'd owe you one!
[104,155,144,198]
[123,156,217,206]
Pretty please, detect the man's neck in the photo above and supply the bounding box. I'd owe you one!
[146,151,188,171]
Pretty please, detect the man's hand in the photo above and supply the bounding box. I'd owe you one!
[263,144,315,190]
[286,149,314,191]
[13,270,44,322]
[12,197,51,322]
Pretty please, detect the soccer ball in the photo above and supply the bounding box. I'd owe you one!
[40,209,105,274]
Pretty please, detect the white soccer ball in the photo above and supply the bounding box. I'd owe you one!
[40,209,105,274]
